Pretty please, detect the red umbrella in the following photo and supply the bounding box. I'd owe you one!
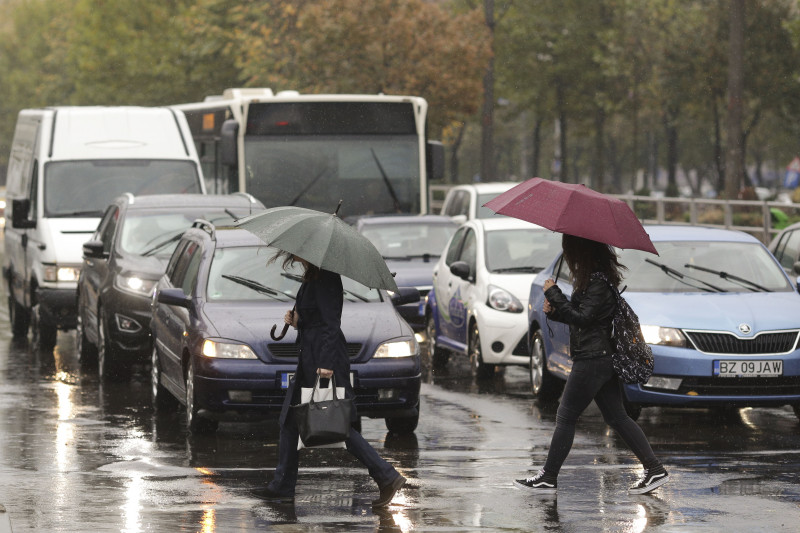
[483,177,658,255]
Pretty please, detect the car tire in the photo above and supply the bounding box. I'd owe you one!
[425,312,449,369]
[151,345,178,410]
[98,306,131,382]
[528,328,564,402]
[76,296,98,365]
[185,358,218,434]
[469,322,495,379]
[385,412,419,434]
[31,304,57,353]
[8,295,30,338]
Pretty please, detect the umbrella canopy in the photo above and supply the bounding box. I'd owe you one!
[235,206,399,292]
[483,177,658,255]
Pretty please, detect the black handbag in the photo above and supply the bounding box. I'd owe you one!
[292,375,353,448]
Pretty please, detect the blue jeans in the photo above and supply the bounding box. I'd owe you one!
[544,356,660,476]
[268,408,398,495]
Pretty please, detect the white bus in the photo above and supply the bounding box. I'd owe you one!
[175,88,444,219]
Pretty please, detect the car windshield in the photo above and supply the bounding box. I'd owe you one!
[44,160,201,217]
[120,210,247,257]
[361,222,457,258]
[485,229,563,273]
[206,246,383,302]
[477,192,511,219]
[619,241,792,293]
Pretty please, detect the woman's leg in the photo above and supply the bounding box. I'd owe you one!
[345,427,398,487]
[267,411,301,495]
[543,358,614,475]
[594,372,660,469]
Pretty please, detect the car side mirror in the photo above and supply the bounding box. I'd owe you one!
[11,199,35,229]
[450,261,472,281]
[391,287,420,306]
[82,240,107,259]
[157,288,192,308]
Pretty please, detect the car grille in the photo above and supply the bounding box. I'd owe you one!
[268,343,363,359]
[684,330,800,355]
[678,376,800,396]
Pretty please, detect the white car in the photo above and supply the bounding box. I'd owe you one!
[439,182,518,223]
[424,218,562,377]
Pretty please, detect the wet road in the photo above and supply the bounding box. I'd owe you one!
[0,311,799,531]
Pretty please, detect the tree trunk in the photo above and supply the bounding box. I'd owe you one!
[713,94,725,194]
[593,108,606,191]
[531,116,541,178]
[663,105,679,197]
[724,0,745,199]
[480,0,496,182]
[449,122,465,184]
[556,81,568,182]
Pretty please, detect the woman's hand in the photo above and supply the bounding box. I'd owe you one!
[317,368,333,378]
[284,309,299,329]
[543,278,556,291]
[543,299,553,314]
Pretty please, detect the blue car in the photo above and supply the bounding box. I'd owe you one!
[527,225,800,421]
[150,222,422,434]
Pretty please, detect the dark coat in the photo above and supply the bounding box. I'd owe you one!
[545,275,616,360]
[279,269,355,425]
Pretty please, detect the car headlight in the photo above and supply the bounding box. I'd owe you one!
[640,325,687,347]
[374,339,418,358]
[115,275,157,297]
[43,265,81,282]
[487,284,524,313]
[202,339,258,359]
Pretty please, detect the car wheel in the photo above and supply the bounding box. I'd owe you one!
[469,322,495,379]
[425,312,449,369]
[8,295,30,338]
[31,304,57,352]
[151,345,178,410]
[76,296,98,365]
[185,358,218,434]
[98,307,130,382]
[385,412,419,434]
[528,328,564,401]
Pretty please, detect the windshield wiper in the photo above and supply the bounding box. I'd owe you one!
[221,275,293,300]
[370,148,402,212]
[683,264,770,292]
[383,253,440,261]
[280,272,369,302]
[492,266,543,273]
[644,258,725,292]
[141,231,185,256]
[51,210,103,218]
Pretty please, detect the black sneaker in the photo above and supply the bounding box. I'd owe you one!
[513,470,557,493]
[629,465,669,494]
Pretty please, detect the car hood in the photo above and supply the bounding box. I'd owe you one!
[625,291,800,334]
[385,259,438,288]
[200,301,411,362]
[116,253,169,279]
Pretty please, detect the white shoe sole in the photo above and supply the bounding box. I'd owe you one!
[512,480,557,494]
[629,473,669,494]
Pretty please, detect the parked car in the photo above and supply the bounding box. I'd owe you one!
[150,222,422,434]
[768,220,800,277]
[528,225,800,421]
[77,193,265,380]
[354,214,458,333]
[424,218,562,377]
[439,182,517,223]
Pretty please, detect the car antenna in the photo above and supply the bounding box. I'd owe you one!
[333,199,343,216]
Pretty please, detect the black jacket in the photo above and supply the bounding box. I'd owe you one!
[279,269,355,425]
[544,275,617,360]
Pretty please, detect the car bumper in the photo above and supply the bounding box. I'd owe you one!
[624,345,800,407]
[477,308,529,366]
[192,357,422,421]
[37,288,77,329]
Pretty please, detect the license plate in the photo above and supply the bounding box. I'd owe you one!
[281,372,355,388]
[713,360,783,377]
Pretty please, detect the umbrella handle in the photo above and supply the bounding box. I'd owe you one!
[270,323,290,341]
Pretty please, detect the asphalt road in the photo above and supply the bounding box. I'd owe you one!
[0,303,799,531]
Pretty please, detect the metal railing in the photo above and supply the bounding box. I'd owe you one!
[428,184,800,245]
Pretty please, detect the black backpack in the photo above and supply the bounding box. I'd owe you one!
[592,273,654,385]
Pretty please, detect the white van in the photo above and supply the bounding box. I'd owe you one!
[3,106,205,351]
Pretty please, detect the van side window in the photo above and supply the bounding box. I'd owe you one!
[27,160,39,222]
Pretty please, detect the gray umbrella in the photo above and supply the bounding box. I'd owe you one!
[235,205,399,292]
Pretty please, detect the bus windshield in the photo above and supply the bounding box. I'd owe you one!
[243,135,420,218]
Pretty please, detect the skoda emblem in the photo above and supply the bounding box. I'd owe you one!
[738,323,752,335]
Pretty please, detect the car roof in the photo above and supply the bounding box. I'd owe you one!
[471,217,548,232]
[121,193,265,210]
[643,224,762,244]
[355,214,457,226]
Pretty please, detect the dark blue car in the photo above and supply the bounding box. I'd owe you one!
[150,222,422,434]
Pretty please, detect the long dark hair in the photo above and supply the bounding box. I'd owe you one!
[268,250,320,281]
[562,234,626,292]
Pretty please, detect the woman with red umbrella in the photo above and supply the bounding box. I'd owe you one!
[512,234,669,495]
